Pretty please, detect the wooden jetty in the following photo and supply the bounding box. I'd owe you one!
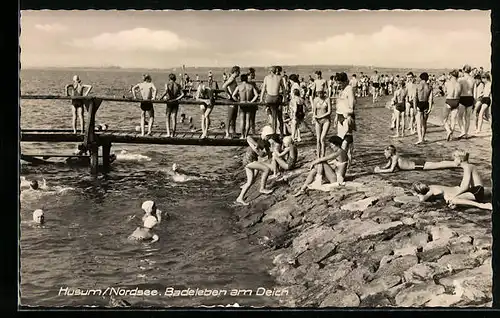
[20,94,286,174]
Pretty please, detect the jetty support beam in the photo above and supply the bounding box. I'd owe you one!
[102,142,112,172]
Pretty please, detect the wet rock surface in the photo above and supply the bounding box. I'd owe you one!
[233,96,492,307]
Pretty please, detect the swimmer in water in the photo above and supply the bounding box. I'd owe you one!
[374,145,459,173]
[33,209,45,225]
[141,200,162,225]
[129,215,159,243]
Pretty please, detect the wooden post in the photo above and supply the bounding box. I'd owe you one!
[83,98,103,175]
[102,142,111,172]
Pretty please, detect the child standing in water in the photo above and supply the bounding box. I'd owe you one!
[65,75,93,135]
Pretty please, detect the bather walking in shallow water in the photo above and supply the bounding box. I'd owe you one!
[374,145,459,173]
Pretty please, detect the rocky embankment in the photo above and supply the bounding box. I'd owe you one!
[233,124,492,307]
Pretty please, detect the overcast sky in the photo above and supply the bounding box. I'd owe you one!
[20,10,491,69]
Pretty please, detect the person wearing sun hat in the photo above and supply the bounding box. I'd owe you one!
[236,125,278,206]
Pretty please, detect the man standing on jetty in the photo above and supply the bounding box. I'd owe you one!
[260,66,286,138]
[457,64,475,139]
[65,75,93,135]
[222,66,241,138]
[247,68,259,135]
[161,74,184,137]
[132,74,157,136]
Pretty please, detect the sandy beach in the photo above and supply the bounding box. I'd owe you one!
[232,94,492,307]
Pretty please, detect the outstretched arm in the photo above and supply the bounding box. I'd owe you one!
[131,84,139,99]
[310,149,342,167]
[83,84,93,96]
[454,166,472,197]
[374,157,398,173]
[231,86,240,101]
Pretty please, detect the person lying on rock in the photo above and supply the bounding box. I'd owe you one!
[374,145,459,173]
[412,182,492,210]
[236,125,277,206]
[294,135,347,197]
[271,136,298,179]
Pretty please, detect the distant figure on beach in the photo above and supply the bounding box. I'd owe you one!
[161,74,184,138]
[33,209,45,225]
[475,72,491,133]
[443,69,462,141]
[294,136,348,197]
[371,71,381,103]
[232,73,259,139]
[414,72,433,144]
[374,145,459,173]
[261,66,286,138]
[141,200,162,225]
[457,65,475,139]
[223,66,241,138]
[271,136,298,179]
[196,79,215,139]
[405,72,417,134]
[391,80,407,137]
[247,68,259,135]
[235,126,276,206]
[65,75,93,135]
[132,74,157,136]
[129,215,159,243]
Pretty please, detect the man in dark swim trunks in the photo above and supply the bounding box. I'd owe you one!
[65,75,93,134]
[161,73,185,137]
[443,70,462,141]
[260,66,286,138]
[232,74,259,139]
[457,65,475,139]
[413,72,433,144]
[222,66,241,138]
[132,74,157,136]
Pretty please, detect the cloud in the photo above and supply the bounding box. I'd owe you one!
[66,28,201,52]
[299,25,491,68]
[35,23,67,32]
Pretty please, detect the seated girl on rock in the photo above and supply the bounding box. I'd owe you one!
[294,135,347,197]
[271,136,298,179]
[374,145,458,173]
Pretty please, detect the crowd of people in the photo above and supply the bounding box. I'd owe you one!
[60,64,493,221]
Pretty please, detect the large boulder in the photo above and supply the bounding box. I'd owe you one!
[374,255,419,279]
[292,225,337,256]
[395,283,445,307]
[359,275,402,300]
[436,253,480,273]
[319,289,360,307]
[341,196,380,212]
[296,242,337,265]
[262,199,296,224]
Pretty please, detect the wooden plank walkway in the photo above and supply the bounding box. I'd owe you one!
[21,129,261,146]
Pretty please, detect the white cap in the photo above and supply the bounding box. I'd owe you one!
[260,125,274,139]
[143,215,158,229]
[141,200,155,214]
[33,209,44,221]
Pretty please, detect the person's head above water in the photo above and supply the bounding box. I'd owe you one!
[142,200,157,215]
[412,182,430,195]
[453,150,469,164]
[33,209,45,224]
[30,180,39,190]
[327,136,343,150]
[384,145,397,158]
[260,125,275,140]
[143,215,158,229]
[172,163,178,172]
